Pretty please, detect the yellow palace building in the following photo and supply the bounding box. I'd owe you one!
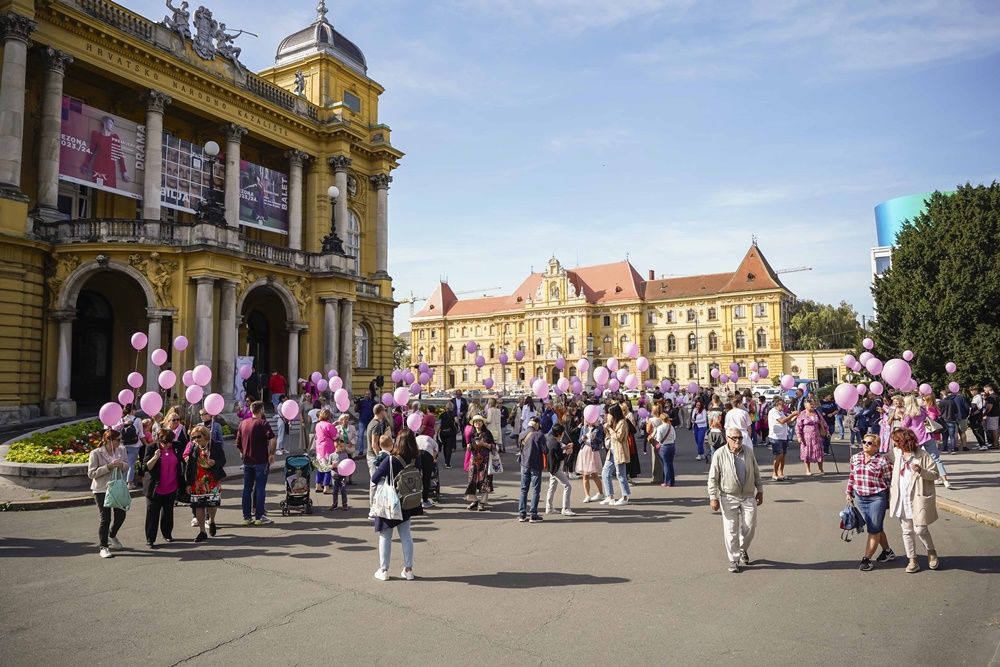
[0,0,402,421]
[411,244,797,392]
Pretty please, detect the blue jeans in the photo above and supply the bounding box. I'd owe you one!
[358,421,370,457]
[836,414,845,438]
[657,444,676,485]
[125,446,141,484]
[941,422,957,452]
[379,520,413,570]
[242,463,269,520]
[920,440,947,477]
[694,426,708,456]
[518,467,542,518]
[601,451,631,498]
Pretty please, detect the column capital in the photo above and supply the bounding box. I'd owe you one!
[287,322,308,333]
[223,123,248,143]
[143,90,172,113]
[192,275,216,286]
[320,296,343,305]
[0,12,37,45]
[50,308,76,322]
[219,278,238,289]
[328,154,352,173]
[370,173,392,190]
[145,307,174,320]
[43,47,73,75]
[285,149,310,167]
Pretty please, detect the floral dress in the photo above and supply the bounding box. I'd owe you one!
[188,445,221,506]
[796,411,825,463]
[464,431,495,500]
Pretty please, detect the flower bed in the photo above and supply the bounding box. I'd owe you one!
[4,420,104,464]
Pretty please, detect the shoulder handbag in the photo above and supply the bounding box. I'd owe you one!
[488,447,504,475]
[925,418,944,434]
[370,457,402,521]
[104,468,132,511]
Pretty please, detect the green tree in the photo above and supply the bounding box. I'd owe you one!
[871,183,1000,389]
[393,334,410,370]
[786,299,863,350]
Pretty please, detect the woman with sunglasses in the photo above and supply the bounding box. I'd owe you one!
[889,428,941,573]
[143,428,185,547]
[185,424,227,542]
[845,433,896,570]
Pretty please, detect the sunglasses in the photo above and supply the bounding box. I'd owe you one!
[728,435,743,441]
[170,418,180,422]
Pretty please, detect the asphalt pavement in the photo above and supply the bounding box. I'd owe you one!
[1,430,998,666]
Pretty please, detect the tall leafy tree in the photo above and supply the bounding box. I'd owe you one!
[871,183,1000,388]
[786,299,863,350]
[393,334,411,370]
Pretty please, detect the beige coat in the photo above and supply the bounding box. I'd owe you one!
[888,447,939,526]
[605,420,630,464]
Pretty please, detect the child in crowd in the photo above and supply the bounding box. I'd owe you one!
[374,434,393,468]
[705,416,726,456]
[331,440,354,510]
[275,394,289,456]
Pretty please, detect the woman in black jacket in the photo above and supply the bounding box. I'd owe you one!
[370,429,423,581]
[185,424,227,542]
[544,423,576,516]
[143,428,185,547]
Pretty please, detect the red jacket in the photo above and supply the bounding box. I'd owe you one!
[268,373,287,395]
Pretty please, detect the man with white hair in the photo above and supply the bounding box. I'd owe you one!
[708,427,764,573]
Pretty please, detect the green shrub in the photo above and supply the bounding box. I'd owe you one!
[4,420,105,464]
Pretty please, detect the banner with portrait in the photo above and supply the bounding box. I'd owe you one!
[161,133,223,212]
[59,96,145,199]
[239,161,289,234]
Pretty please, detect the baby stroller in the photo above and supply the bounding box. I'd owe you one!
[280,454,314,516]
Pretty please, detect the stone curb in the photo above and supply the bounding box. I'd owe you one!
[937,497,1000,529]
[0,461,287,512]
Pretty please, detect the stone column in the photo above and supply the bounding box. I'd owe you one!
[322,297,340,374]
[193,276,215,369]
[339,298,354,392]
[0,13,37,191]
[53,309,74,401]
[287,324,305,398]
[142,91,172,221]
[328,155,351,245]
[223,124,247,227]
[370,174,392,278]
[285,150,307,250]
[219,280,237,403]
[145,309,163,393]
[36,48,73,217]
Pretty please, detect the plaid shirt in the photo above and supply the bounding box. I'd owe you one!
[846,452,892,497]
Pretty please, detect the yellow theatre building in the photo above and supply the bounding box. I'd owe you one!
[411,244,799,392]
[0,0,402,422]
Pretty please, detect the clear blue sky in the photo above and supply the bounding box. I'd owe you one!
[124,0,1000,334]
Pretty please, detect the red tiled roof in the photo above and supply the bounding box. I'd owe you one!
[718,244,786,293]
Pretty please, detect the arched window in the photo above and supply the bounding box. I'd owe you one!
[602,336,612,355]
[568,336,576,355]
[619,335,628,352]
[347,211,361,274]
[475,368,481,381]
[430,346,437,360]
[536,320,542,331]
[462,369,468,382]
[707,307,717,321]
[461,347,467,360]
[518,322,524,333]
[475,325,481,336]
[756,328,767,349]
[569,367,577,377]
[418,330,425,340]
[552,317,559,330]
[668,363,677,379]
[489,344,495,359]
[738,362,747,378]
[518,340,525,352]
[687,308,696,322]
[518,368,525,381]
[667,334,676,352]
[535,338,543,355]
[708,331,718,351]
[735,330,746,350]
[535,366,543,379]
[687,333,697,351]
[504,323,511,334]
[568,316,576,329]
[667,311,675,323]
[647,335,656,353]
[354,323,370,368]
[688,363,697,379]
[461,326,467,336]
[489,324,495,335]
[417,347,424,362]
[448,346,454,362]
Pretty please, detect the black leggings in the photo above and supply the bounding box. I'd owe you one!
[441,433,456,466]
[145,491,177,544]
[94,493,126,548]
[419,450,435,501]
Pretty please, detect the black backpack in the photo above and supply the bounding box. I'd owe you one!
[121,419,139,445]
[392,457,423,511]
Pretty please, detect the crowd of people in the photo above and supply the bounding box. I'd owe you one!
[88,379,997,576]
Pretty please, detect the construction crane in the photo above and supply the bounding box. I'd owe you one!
[775,266,812,274]
[401,287,503,317]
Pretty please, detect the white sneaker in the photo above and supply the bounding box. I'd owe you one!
[599,496,614,505]
[400,569,415,581]
[943,480,952,489]
[254,516,273,525]
[99,547,113,559]
[614,496,630,506]
[582,495,592,503]
[934,479,944,486]
[588,493,603,502]
[373,568,389,581]
[561,509,577,516]
[544,506,553,514]
[108,536,124,550]
[191,517,199,527]
[696,455,704,461]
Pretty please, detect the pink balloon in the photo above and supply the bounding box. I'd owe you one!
[182,370,195,387]
[334,388,351,412]
[173,335,189,351]
[945,361,957,374]
[625,374,639,390]
[607,357,619,372]
[862,337,874,350]
[948,381,960,393]
[749,372,759,383]
[780,374,795,390]
[719,374,730,384]
[834,383,859,410]
[608,378,620,392]
[644,380,654,389]
[577,358,590,374]
[637,407,649,420]
[483,378,494,389]
[881,358,912,390]
[337,458,356,477]
[749,361,759,371]
[583,405,600,424]
[328,369,338,379]
[672,383,681,392]
[409,382,421,395]
[391,370,402,383]
[905,378,918,392]
[99,401,123,428]
[475,355,486,368]
[127,372,143,389]
[636,356,650,372]
[130,332,148,351]
[150,348,167,366]
[185,385,204,404]
[418,363,429,374]
[902,350,914,362]
[498,353,509,365]
[311,371,323,384]
[593,367,610,386]
[859,352,873,365]
[118,389,134,406]
[279,398,299,420]
[869,381,884,396]
[329,376,344,392]
[533,379,549,399]
[192,364,212,386]
[919,383,933,396]
[856,384,868,396]
[139,391,163,416]
[514,350,525,361]
[403,371,415,385]
[393,387,410,407]
[406,412,423,432]
[557,377,570,392]
[465,341,477,354]
[660,380,671,393]
[316,379,329,392]
[759,367,769,379]
[158,370,177,390]
[625,342,639,359]
[616,368,629,382]
[865,358,883,375]
[729,362,739,373]
[419,372,430,385]
[238,365,253,380]
[555,356,566,370]
[843,354,857,367]
[710,368,721,379]
[381,392,394,407]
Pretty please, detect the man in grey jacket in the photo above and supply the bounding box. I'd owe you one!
[708,427,764,572]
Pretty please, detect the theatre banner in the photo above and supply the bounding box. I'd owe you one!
[239,160,289,234]
[161,133,222,212]
[59,96,145,199]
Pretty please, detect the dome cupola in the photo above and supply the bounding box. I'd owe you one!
[275,1,367,74]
